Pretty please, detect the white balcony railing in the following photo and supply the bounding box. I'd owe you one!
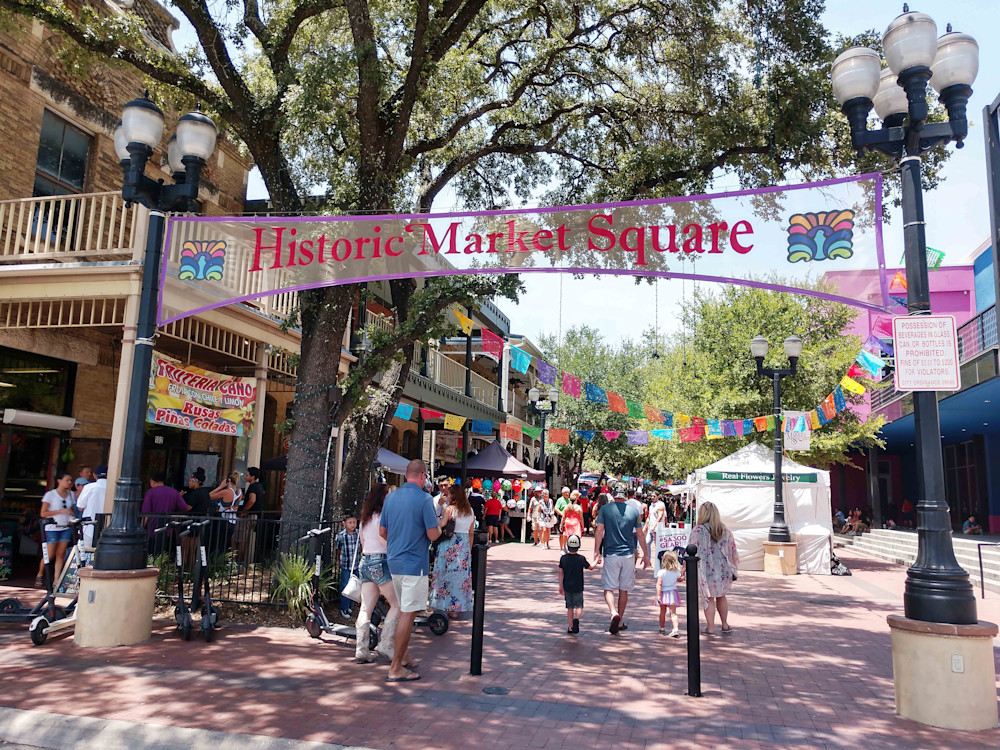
[0,192,141,262]
[423,348,499,407]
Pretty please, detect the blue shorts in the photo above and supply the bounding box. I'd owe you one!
[45,527,71,543]
[359,553,392,586]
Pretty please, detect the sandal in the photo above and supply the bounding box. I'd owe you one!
[700,628,716,636]
[34,576,44,587]
[721,627,733,635]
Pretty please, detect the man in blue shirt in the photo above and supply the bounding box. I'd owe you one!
[380,459,441,682]
[593,488,650,634]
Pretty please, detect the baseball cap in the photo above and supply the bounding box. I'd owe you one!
[567,534,581,550]
[94,464,108,478]
[74,477,89,487]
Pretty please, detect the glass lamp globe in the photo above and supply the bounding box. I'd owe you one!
[113,122,130,161]
[930,30,979,91]
[121,94,165,149]
[883,9,938,75]
[783,335,803,359]
[831,47,881,104]
[175,110,218,161]
[873,67,909,121]
[549,390,559,403]
[750,336,769,359]
[528,387,540,403]
[166,135,185,174]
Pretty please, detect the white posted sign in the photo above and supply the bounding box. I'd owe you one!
[892,315,960,392]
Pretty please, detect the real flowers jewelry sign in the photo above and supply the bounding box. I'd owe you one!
[158,174,887,325]
[147,355,257,437]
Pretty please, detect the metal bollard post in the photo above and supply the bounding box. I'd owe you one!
[470,530,489,675]
[684,543,702,697]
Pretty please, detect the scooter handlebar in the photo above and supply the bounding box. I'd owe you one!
[297,527,332,543]
[155,519,196,534]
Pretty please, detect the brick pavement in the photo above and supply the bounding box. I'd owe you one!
[1,537,999,749]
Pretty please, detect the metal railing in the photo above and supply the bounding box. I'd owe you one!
[957,305,997,362]
[0,192,142,262]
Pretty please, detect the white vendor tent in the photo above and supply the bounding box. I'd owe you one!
[691,442,833,575]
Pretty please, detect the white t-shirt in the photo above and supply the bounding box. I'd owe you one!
[361,513,387,555]
[452,510,475,535]
[657,567,681,591]
[647,500,666,529]
[626,498,643,519]
[77,478,107,547]
[41,489,74,529]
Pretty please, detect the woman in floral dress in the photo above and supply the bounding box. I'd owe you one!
[429,485,475,617]
[688,501,739,636]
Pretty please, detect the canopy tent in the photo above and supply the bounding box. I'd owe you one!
[440,439,545,481]
[259,447,410,475]
[690,442,833,575]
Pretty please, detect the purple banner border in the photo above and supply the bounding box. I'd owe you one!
[156,172,889,325]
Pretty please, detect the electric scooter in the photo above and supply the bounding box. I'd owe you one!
[28,518,94,645]
[0,523,70,627]
[158,518,197,640]
[187,519,220,641]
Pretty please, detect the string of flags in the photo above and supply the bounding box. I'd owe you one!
[387,307,893,445]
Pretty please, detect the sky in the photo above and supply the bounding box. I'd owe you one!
[175,0,1000,351]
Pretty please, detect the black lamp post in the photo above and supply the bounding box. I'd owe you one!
[751,334,802,544]
[94,94,217,571]
[528,387,557,488]
[831,5,979,624]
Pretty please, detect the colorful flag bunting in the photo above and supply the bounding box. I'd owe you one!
[522,426,542,440]
[608,393,628,413]
[453,308,474,335]
[810,410,821,430]
[840,375,866,394]
[420,408,444,420]
[626,399,645,419]
[651,429,674,440]
[675,414,691,427]
[889,270,908,293]
[470,419,493,434]
[820,394,837,420]
[626,430,649,446]
[601,430,621,441]
[562,372,582,398]
[856,349,885,376]
[871,316,894,338]
[833,385,847,412]
[766,415,776,431]
[680,426,702,442]
[734,420,745,437]
[548,428,570,444]
[444,414,467,431]
[742,419,755,436]
[846,363,867,380]
[500,424,521,440]
[585,383,608,404]
[753,416,768,432]
[722,420,737,437]
[509,347,531,374]
[576,430,596,443]
[643,404,662,422]
[662,412,674,427]
[817,407,833,426]
[480,328,504,361]
[691,416,706,429]
[706,419,723,439]
[537,359,557,386]
[394,403,414,420]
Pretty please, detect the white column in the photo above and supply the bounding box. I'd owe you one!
[246,343,268,466]
[105,290,141,503]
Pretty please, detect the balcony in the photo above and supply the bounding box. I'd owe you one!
[423,348,499,406]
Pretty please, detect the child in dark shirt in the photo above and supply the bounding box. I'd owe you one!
[558,534,593,634]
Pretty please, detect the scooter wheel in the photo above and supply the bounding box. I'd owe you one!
[368,626,379,652]
[428,612,449,635]
[202,619,214,643]
[29,617,49,646]
[174,606,184,626]
[0,598,20,614]
[209,604,221,626]
[180,620,192,641]
[305,614,323,639]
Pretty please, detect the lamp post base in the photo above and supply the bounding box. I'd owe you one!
[887,614,998,730]
[75,567,159,648]
[762,541,797,576]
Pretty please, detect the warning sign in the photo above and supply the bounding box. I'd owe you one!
[892,315,960,392]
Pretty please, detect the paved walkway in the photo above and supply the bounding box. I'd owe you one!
[1,537,999,749]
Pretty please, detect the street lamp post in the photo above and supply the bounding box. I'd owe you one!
[751,335,802,544]
[95,94,217,571]
[528,387,557,488]
[831,5,978,625]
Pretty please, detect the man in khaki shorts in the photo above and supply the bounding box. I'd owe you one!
[379,459,441,682]
[593,487,650,634]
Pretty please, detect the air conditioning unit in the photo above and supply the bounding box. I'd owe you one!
[2,409,77,431]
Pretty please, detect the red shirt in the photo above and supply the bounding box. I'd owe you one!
[485,496,503,516]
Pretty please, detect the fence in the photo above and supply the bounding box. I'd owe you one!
[92,513,344,606]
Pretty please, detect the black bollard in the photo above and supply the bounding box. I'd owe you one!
[470,529,489,675]
[684,543,702,697]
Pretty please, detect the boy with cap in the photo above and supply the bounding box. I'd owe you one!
[558,534,593,634]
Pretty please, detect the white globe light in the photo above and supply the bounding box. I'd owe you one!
[873,67,909,121]
[750,335,769,359]
[121,94,165,149]
[175,111,217,161]
[113,122,130,161]
[166,135,185,174]
[831,47,881,104]
[930,31,979,92]
[883,9,938,75]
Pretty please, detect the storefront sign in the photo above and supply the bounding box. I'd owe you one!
[892,315,960,391]
[704,471,817,483]
[159,174,887,325]
[147,355,257,437]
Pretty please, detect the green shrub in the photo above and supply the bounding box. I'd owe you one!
[149,553,177,597]
[270,553,334,618]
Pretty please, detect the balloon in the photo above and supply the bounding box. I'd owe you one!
[512,480,522,493]
[501,479,512,491]
[522,481,533,491]
[506,499,516,509]
[454,477,461,485]
[472,478,482,490]
[516,499,526,511]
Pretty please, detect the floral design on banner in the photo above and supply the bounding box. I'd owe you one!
[626,430,649,446]
[481,328,504,361]
[536,359,557,386]
[601,430,621,441]
[548,428,570,444]
[786,210,855,263]
[179,240,227,281]
[562,372,582,398]
[607,393,628,413]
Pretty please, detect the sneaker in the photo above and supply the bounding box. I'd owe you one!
[609,614,621,634]
[658,627,666,635]
[572,618,580,634]
[669,630,682,638]
[339,609,352,618]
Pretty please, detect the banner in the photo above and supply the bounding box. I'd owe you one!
[148,355,257,436]
[159,174,887,324]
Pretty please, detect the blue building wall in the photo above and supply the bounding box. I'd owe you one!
[973,245,995,313]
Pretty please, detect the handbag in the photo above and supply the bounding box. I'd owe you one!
[341,535,363,602]
[441,517,456,540]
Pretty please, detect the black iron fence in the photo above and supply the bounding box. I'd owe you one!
[92,513,344,606]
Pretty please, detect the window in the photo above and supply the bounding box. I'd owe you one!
[34,110,90,196]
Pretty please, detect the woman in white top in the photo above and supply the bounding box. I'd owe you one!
[354,484,403,664]
[39,472,75,584]
[210,471,242,550]
[429,485,475,617]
